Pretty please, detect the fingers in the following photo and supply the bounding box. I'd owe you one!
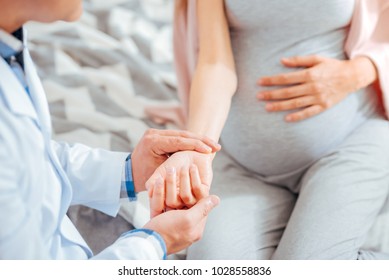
[188,195,220,223]
[281,55,325,68]
[258,69,309,86]
[165,167,184,209]
[258,56,326,86]
[257,83,312,101]
[199,137,221,153]
[150,177,165,218]
[190,164,209,200]
[163,131,221,153]
[265,95,317,112]
[285,105,324,122]
[146,172,160,197]
[146,129,221,154]
[179,166,196,207]
[195,156,212,186]
[154,136,219,155]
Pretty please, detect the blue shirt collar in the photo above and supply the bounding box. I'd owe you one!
[0,28,24,59]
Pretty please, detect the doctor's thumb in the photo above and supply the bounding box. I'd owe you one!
[189,195,220,222]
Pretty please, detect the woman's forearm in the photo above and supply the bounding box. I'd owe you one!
[187,63,237,142]
[186,0,237,142]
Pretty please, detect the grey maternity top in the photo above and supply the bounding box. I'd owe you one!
[220,0,379,177]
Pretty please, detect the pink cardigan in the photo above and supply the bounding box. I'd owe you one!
[174,0,389,121]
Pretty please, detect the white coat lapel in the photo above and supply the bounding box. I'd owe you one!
[23,46,74,216]
[24,48,52,135]
[0,58,38,121]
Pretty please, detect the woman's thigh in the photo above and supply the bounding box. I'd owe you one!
[187,151,296,260]
[272,117,389,260]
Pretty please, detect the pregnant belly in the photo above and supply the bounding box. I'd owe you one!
[220,88,375,176]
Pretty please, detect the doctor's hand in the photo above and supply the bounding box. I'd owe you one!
[144,178,220,255]
[257,55,378,122]
[146,151,214,216]
[132,129,220,193]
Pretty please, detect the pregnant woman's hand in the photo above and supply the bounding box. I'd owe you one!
[146,151,214,218]
[257,55,378,122]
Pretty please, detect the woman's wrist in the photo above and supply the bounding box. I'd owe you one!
[350,56,378,90]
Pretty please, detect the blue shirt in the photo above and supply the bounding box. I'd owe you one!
[0,28,28,91]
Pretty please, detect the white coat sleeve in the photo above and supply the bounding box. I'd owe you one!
[51,141,129,216]
[92,229,167,260]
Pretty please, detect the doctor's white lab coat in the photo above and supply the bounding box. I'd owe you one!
[0,39,165,260]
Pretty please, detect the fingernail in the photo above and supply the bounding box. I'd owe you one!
[257,93,264,99]
[166,166,176,175]
[285,115,293,122]
[266,104,273,111]
[156,176,164,186]
[208,195,220,207]
[212,140,220,147]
